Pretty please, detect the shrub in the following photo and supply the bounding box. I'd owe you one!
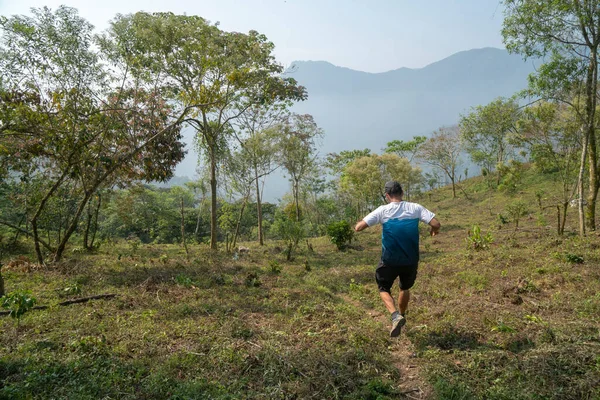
[1,291,36,325]
[327,220,354,250]
[465,225,493,250]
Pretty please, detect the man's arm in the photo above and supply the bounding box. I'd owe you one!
[429,217,441,236]
[354,220,369,232]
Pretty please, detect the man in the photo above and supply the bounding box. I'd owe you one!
[354,181,440,337]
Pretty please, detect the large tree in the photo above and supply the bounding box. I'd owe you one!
[104,12,306,249]
[502,0,600,234]
[0,7,186,263]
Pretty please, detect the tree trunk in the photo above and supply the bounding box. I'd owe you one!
[89,193,101,249]
[585,49,598,231]
[53,190,93,262]
[210,147,218,250]
[255,169,264,245]
[577,124,588,237]
[232,192,249,250]
[181,197,188,256]
[561,203,568,236]
[294,178,300,222]
[31,171,70,264]
[83,200,92,249]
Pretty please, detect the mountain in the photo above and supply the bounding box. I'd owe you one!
[173,47,537,200]
[288,47,536,156]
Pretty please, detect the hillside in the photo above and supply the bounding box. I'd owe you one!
[1,167,599,399]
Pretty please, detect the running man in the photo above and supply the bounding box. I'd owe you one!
[354,181,441,337]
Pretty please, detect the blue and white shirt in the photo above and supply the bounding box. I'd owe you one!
[363,201,435,266]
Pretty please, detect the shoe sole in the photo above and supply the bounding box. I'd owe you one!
[390,318,406,337]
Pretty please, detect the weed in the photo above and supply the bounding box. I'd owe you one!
[465,225,493,250]
[245,273,261,287]
[491,321,516,333]
[268,260,282,274]
[565,253,584,264]
[1,291,36,325]
[175,274,194,288]
[61,283,81,297]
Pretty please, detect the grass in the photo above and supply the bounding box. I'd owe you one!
[1,166,600,399]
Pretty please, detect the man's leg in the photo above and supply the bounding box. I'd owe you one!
[398,289,410,315]
[379,291,397,314]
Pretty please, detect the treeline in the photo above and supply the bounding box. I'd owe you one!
[1,2,600,264]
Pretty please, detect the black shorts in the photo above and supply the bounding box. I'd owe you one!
[375,261,418,293]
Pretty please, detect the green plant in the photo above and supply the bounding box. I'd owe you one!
[62,284,81,297]
[506,200,528,229]
[245,273,261,287]
[465,225,493,250]
[268,260,282,274]
[1,291,36,325]
[565,253,584,264]
[175,274,194,288]
[326,220,354,250]
[491,320,516,333]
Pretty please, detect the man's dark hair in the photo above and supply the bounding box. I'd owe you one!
[384,181,403,198]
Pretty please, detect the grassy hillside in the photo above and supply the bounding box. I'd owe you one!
[1,167,599,399]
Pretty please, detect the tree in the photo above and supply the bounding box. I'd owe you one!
[417,126,463,198]
[235,105,288,245]
[502,0,600,234]
[384,136,427,162]
[277,114,323,222]
[0,7,186,263]
[105,12,306,250]
[516,101,582,234]
[459,97,521,186]
[341,154,416,214]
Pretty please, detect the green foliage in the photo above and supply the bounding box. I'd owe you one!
[268,260,282,274]
[244,273,261,288]
[465,225,493,251]
[565,253,584,264]
[1,291,36,323]
[497,160,524,193]
[326,220,354,250]
[61,284,81,297]
[505,200,528,229]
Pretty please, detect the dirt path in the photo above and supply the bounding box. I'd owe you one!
[339,294,432,399]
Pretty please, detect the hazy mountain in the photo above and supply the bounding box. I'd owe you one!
[173,47,537,200]
[288,47,536,155]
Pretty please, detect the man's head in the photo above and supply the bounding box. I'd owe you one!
[384,181,403,202]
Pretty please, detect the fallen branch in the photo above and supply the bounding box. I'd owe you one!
[0,294,116,316]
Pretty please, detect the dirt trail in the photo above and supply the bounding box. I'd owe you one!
[339,294,432,399]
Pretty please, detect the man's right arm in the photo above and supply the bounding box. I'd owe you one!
[429,217,441,236]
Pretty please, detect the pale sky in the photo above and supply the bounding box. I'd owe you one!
[0,0,506,73]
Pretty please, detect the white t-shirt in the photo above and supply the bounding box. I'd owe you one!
[363,201,435,265]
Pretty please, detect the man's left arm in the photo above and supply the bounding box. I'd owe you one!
[354,220,368,232]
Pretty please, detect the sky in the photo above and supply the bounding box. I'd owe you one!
[0,0,506,73]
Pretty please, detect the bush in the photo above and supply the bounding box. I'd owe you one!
[466,225,493,251]
[327,220,354,250]
[1,291,36,325]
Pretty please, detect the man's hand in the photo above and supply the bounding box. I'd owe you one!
[429,218,441,237]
